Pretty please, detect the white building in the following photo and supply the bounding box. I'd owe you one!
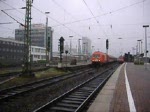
[31,46,46,61]
[82,37,91,55]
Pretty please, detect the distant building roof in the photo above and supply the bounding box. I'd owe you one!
[0,37,23,44]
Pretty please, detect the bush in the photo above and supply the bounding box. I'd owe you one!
[36,60,47,64]
[134,61,144,65]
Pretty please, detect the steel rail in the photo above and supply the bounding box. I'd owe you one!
[33,65,117,112]
[0,68,94,103]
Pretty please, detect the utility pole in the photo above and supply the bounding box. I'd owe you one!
[143,25,149,68]
[106,39,109,62]
[83,43,86,55]
[78,39,81,56]
[69,36,73,56]
[45,12,50,65]
[141,40,143,54]
[137,40,141,54]
[23,0,33,75]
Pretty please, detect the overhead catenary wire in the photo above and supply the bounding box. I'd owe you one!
[52,0,146,27]
[51,0,89,36]
[32,5,84,38]
[51,0,77,20]
[1,0,146,28]
[82,0,108,38]
[1,10,25,27]
[0,22,13,24]
[0,0,146,39]
[1,0,83,38]
[0,0,25,15]
[0,1,25,22]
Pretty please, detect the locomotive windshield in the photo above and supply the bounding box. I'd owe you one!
[93,54,100,58]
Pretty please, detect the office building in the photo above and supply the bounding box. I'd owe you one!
[15,23,53,47]
[82,37,91,55]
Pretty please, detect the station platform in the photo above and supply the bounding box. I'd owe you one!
[87,63,150,112]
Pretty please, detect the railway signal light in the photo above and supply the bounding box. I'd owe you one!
[106,39,109,49]
[59,37,65,53]
[146,50,149,53]
[47,36,50,51]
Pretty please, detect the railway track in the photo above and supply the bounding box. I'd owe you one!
[0,73,20,85]
[33,65,117,112]
[0,67,49,85]
[0,68,95,103]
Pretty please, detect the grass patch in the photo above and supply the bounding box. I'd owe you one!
[0,68,70,90]
[134,61,144,65]
[0,77,36,90]
[35,68,70,79]
[0,69,21,75]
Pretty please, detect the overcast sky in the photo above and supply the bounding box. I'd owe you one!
[0,0,150,57]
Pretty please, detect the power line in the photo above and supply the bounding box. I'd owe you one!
[0,1,25,22]
[1,10,25,27]
[52,0,146,27]
[51,0,77,20]
[0,22,13,24]
[82,0,108,38]
[32,5,84,37]
[0,0,25,15]
[1,0,83,38]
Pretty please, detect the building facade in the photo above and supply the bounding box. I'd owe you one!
[0,37,47,66]
[15,24,53,59]
[31,46,46,61]
[0,37,24,66]
[82,37,91,55]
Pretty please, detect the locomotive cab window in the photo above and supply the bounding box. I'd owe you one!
[93,54,100,58]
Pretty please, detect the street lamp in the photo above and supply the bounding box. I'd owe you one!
[69,36,73,55]
[137,39,142,54]
[143,25,149,66]
[92,46,94,54]
[45,12,50,64]
[78,39,82,56]
[118,38,122,55]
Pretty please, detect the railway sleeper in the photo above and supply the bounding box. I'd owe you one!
[50,106,75,112]
[57,102,79,108]
[61,99,82,104]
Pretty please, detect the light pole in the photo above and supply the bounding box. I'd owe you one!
[92,46,94,54]
[69,36,73,56]
[78,39,82,56]
[118,38,122,55]
[45,12,50,64]
[65,50,68,68]
[83,43,86,55]
[86,42,88,55]
[137,39,141,55]
[136,44,138,55]
[143,25,149,66]
[141,40,143,54]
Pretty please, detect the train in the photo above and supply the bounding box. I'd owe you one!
[91,51,117,65]
[117,56,124,64]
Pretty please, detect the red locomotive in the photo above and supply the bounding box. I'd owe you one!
[117,56,124,64]
[91,51,116,65]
